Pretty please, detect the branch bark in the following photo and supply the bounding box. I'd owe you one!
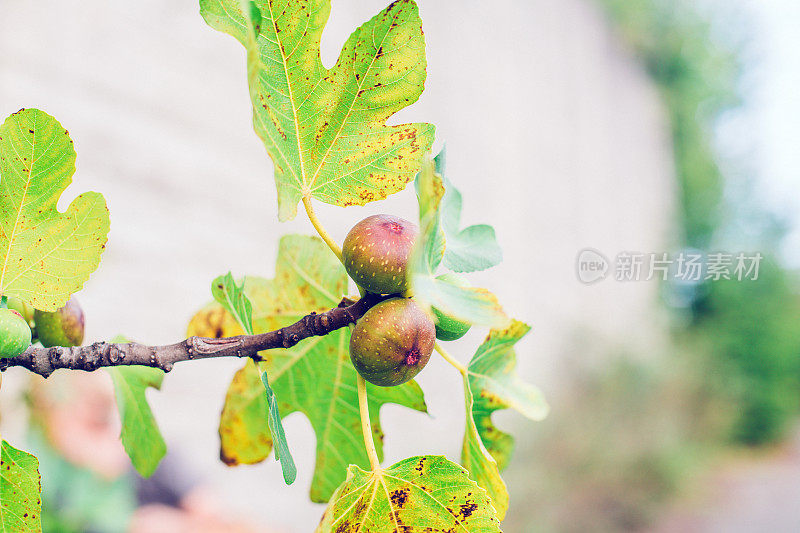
[0,294,387,378]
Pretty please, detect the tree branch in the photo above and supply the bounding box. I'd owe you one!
[0,294,388,378]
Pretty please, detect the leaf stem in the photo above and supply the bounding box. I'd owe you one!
[356,374,380,471]
[435,343,468,376]
[302,196,343,262]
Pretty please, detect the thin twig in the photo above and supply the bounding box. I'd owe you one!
[0,294,387,379]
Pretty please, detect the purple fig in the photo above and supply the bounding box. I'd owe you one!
[350,298,435,387]
[342,215,418,295]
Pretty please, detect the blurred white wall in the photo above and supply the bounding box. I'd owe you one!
[0,0,676,530]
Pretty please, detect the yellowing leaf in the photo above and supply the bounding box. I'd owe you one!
[211,273,297,484]
[468,320,549,469]
[318,455,501,533]
[414,154,445,273]
[200,0,435,220]
[186,302,243,339]
[461,376,508,520]
[218,359,270,466]
[0,440,42,532]
[0,109,109,311]
[189,235,427,501]
[413,274,509,328]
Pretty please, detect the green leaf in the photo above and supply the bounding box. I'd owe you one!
[0,440,42,532]
[211,271,297,484]
[414,155,445,273]
[261,371,297,485]
[212,272,254,335]
[190,235,427,501]
[0,109,109,312]
[318,455,501,532]
[413,274,509,328]
[461,376,508,520]
[30,430,135,533]
[468,320,549,469]
[106,365,167,478]
[441,177,502,273]
[200,0,436,221]
[411,152,508,328]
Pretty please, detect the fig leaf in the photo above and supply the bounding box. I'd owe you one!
[0,109,109,311]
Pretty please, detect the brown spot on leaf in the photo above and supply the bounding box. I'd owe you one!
[459,501,478,519]
[390,488,409,508]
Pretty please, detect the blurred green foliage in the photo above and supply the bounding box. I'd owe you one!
[693,258,800,445]
[599,0,741,249]
[29,431,135,533]
[599,0,800,446]
[507,2,800,530]
[505,357,727,532]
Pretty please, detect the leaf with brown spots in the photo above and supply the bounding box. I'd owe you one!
[467,320,549,470]
[0,109,109,311]
[188,235,427,501]
[0,440,42,532]
[212,272,297,484]
[200,0,435,221]
[461,375,508,520]
[318,455,501,532]
[186,302,243,339]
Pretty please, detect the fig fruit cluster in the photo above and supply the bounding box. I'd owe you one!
[0,297,85,359]
[342,215,471,387]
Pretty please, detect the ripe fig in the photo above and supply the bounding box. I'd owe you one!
[0,308,32,358]
[342,214,418,295]
[350,298,435,387]
[432,273,472,341]
[34,298,85,348]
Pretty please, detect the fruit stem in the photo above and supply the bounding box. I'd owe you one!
[356,374,381,471]
[435,343,468,376]
[302,196,343,263]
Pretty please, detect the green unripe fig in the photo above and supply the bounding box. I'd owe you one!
[432,273,472,341]
[350,298,435,387]
[6,297,34,325]
[34,298,85,348]
[342,214,418,295]
[0,308,32,358]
